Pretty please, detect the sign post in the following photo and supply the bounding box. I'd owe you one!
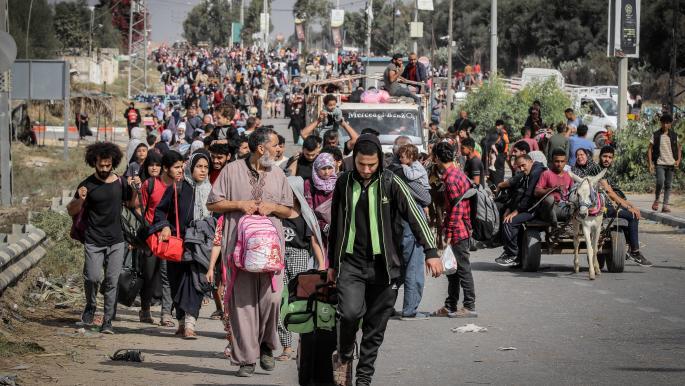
[608,0,640,131]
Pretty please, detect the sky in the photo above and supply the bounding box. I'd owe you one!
[51,0,364,43]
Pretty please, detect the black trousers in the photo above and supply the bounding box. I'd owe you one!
[138,249,161,311]
[337,260,397,386]
[444,238,476,311]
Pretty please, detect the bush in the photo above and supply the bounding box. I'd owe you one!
[30,210,84,283]
[461,77,571,141]
[613,119,685,192]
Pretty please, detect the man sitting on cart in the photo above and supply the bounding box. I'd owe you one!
[534,148,574,231]
[596,146,652,267]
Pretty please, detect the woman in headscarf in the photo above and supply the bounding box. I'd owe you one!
[571,148,602,178]
[303,152,337,249]
[155,129,173,155]
[149,150,213,339]
[125,140,148,185]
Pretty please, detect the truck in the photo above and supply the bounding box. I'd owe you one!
[304,75,430,154]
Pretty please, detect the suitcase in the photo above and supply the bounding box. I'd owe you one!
[298,328,336,386]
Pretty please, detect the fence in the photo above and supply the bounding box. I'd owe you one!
[0,224,47,294]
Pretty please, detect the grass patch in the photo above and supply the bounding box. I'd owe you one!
[30,211,84,282]
[12,145,89,209]
[0,336,45,357]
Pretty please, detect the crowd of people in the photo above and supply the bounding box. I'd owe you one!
[63,41,682,386]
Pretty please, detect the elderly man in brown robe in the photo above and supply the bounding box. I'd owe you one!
[207,127,294,378]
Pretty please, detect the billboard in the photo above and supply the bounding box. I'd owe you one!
[608,0,640,57]
[11,60,69,101]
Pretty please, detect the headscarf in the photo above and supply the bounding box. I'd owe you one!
[190,140,204,154]
[312,152,337,193]
[130,126,145,140]
[184,151,212,220]
[126,139,146,164]
[572,148,602,178]
[528,150,548,168]
[161,129,173,143]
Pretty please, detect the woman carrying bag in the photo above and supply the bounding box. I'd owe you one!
[148,150,213,339]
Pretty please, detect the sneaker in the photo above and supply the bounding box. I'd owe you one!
[100,322,114,335]
[259,345,275,371]
[400,311,430,321]
[630,251,653,267]
[79,306,95,325]
[495,254,517,267]
[236,364,256,377]
[332,351,353,386]
[449,308,478,318]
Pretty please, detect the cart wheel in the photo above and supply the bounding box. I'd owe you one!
[606,230,626,273]
[597,254,606,270]
[521,229,542,272]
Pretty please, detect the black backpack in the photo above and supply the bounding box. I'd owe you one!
[121,178,155,251]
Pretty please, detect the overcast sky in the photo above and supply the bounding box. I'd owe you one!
[50,0,363,43]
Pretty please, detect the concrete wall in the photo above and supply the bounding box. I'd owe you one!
[62,48,120,85]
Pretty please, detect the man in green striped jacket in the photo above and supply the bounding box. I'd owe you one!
[328,134,443,386]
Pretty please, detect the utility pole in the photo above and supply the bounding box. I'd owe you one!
[490,0,497,76]
[413,0,418,54]
[263,0,268,51]
[366,0,373,71]
[25,0,34,58]
[240,0,244,48]
[89,6,95,58]
[669,0,680,115]
[446,0,454,118]
[0,0,12,206]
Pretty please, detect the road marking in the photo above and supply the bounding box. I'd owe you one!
[614,298,636,304]
[636,306,660,313]
[661,316,685,323]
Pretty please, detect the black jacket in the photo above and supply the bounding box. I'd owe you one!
[651,129,679,165]
[328,135,438,282]
[509,161,545,213]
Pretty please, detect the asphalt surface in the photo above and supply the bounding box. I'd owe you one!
[39,118,685,385]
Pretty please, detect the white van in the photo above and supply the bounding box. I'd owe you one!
[574,93,618,147]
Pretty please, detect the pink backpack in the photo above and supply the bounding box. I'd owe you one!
[232,215,284,273]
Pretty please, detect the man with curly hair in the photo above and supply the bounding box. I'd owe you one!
[67,142,134,334]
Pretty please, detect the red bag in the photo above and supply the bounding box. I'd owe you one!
[147,183,183,262]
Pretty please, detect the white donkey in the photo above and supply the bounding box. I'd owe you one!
[568,169,607,280]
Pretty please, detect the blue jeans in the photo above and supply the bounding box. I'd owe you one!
[400,220,425,316]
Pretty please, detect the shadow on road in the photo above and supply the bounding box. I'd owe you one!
[101,359,238,377]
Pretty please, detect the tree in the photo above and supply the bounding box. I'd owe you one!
[54,0,91,51]
[94,2,124,50]
[9,0,58,59]
[241,0,274,47]
[183,0,234,46]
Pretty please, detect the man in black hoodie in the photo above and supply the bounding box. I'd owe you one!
[496,154,546,266]
[328,134,442,386]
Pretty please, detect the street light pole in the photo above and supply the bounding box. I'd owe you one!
[413,0,418,54]
[392,4,396,53]
[240,0,244,48]
[446,0,454,118]
[263,0,268,51]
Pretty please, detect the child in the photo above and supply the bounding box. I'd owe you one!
[398,144,431,192]
[321,94,343,131]
[206,215,232,358]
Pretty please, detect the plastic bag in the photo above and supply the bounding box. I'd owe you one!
[441,246,457,275]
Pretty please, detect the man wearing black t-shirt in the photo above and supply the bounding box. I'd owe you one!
[461,137,485,186]
[67,142,133,334]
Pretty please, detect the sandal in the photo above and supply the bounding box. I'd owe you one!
[183,329,197,340]
[652,200,660,211]
[139,310,154,324]
[210,310,223,320]
[275,350,294,361]
[174,325,185,336]
[662,205,672,213]
[202,297,210,306]
[160,317,176,328]
[110,349,144,362]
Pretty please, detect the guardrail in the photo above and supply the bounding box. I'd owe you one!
[0,224,48,294]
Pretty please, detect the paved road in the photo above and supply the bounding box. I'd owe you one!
[29,118,685,385]
[42,221,685,385]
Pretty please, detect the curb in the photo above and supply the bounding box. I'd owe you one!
[639,209,685,229]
